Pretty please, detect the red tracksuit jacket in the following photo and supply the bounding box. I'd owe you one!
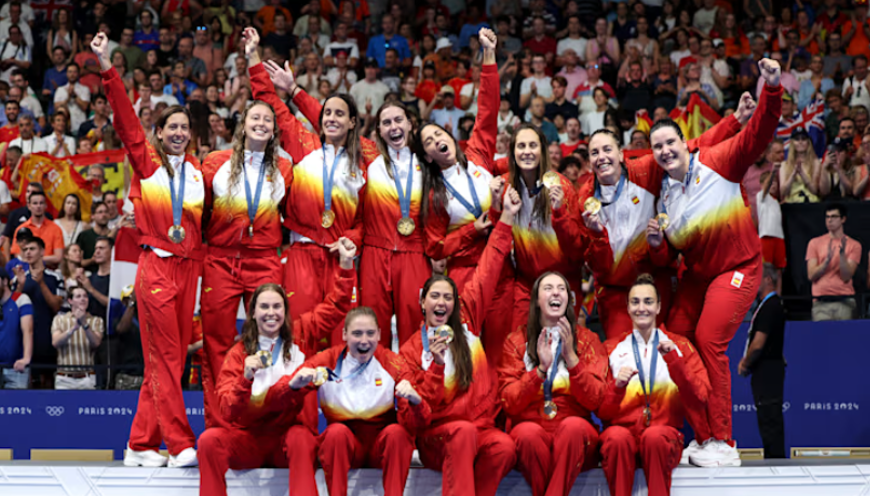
[497,325,609,432]
[102,67,205,259]
[398,221,513,429]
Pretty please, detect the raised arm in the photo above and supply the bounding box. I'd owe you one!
[92,33,159,178]
[464,29,499,170]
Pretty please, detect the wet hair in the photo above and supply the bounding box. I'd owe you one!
[415,122,468,223]
[525,271,579,368]
[150,106,192,178]
[318,93,364,174]
[241,284,293,362]
[420,275,473,389]
[508,123,553,225]
[629,273,659,301]
[373,100,418,170]
[344,306,378,330]
[649,118,685,141]
[226,100,281,204]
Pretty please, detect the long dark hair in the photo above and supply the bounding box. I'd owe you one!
[226,100,281,204]
[151,105,193,177]
[509,123,552,225]
[318,93,363,174]
[420,275,473,390]
[62,193,82,221]
[241,283,293,362]
[525,271,579,368]
[374,100,418,174]
[416,122,469,223]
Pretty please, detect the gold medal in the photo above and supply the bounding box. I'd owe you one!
[255,350,272,367]
[436,325,454,344]
[656,213,670,230]
[397,217,415,236]
[643,406,652,427]
[542,171,560,188]
[248,225,254,238]
[312,366,328,387]
[322,209,336,228]
[540,400,558,420]
[168,225,186,243]
[584,197,601,215]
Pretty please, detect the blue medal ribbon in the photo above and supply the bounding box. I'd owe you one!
[243,156,267,236]
[169,160,186,229]
[659,154,694,216]
[422,326,431,354]
[594,172,626,206]
[260,336,283,366]
[442,168,482,218]
[323,147,345,212]
[542,332,563,404]
[391,153,414,219]
[631,330,659,418]
[332,347,371,383]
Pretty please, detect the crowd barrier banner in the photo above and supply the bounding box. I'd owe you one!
[0,321,867,459]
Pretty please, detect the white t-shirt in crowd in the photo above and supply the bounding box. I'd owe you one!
[349,79,390,116]
[43,133,77,157]
[460,82,478,114]
[9,136,47,155]
[520,75,553,100]
[580,109,606,136]
[324,40,360,61]
[54,82,91,132]
[326,67,358,94]
[843,76,870,110]
[556,37,588,61]
[756,190,784,239]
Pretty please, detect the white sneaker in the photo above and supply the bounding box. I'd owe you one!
[680,439,705,466]
[689,440,741,467]
[168,447,198,468]
[124,444,168,467]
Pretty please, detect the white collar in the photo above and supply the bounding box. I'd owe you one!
[632,327,658,346]
[257,334,279,351]
[342,351,369,372]
[442,163,461,178]
[389,146,411,164]
[244,149,265,163]
[168,154,185,171]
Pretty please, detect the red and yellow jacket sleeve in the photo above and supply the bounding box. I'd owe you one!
[379,347,433,432]
[497,328,545,416]
[423,192,483,261]
[101,67,159,179]
[664,335,711,413]
[294,266,356,352]
[689,113,741,150]
[457,220,513,333]
[463,64,499,171]
[552,175,590,264]
[567,327,609,412]
[399,335,448,410]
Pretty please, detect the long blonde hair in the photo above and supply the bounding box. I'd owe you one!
[783,140,819,188]
[224,101,281,206]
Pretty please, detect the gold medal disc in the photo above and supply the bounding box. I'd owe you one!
[322,209,336,228]
[168,225,186,243]
[643,406,652,427]
[256,350,272,367]
[540,400,558,420]
[397,217,415,236]
[584,197,602,215]
[313,366,328,387]
[542,171,560,188]
[437,325,454,344]
[656,213,670,230]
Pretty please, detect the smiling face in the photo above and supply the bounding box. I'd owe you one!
[513,128,543,172]
[628,283,660,330]
[157,112,192,155]
[420,124,456,167]
[253,290,285,338]
[243,103,275,147]
[536,274,570,323]
[378,105,412,150]
[422,280,455,327]
[589,132,623,184]
[343,314,380,362]
[650,125,689,176]
[321,96,355,144]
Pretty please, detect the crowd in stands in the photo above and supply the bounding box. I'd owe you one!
[0,0,869,390]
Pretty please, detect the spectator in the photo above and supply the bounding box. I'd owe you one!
[76,201,115,269]
[0,2,33,48]
[146,71,179,108]
[586,17,620,67]
[426,85,467,140]
[0,181,42,251]
[820,137,858,200]
[10,70,42,130]
[156,27,176,71]
[113,27,144,74]
[757,170,786,291]
[843,55,870,111]
[293,0,332,39]
[693,0,719,36]
[617,61,653,114]
[547,141,563,169]
[367,13,411,68]
[823,32,851,79]
[824,90,849,142]
[854,132,870,200]
[9,114,46,155]
[574,61,614,114]
[163,61,199,106]
[545,76,579,121]
[323,21,358,68]
[177,35,208,87]
[738,263,786,460]
[556,49,587,102]
[743,140,782,225]
[523,16,557,63]
[73,32,101,94]
[114,286,143,390]
[628,129,650,150]
[740,35,767,92]
[496,96,520,133]
[11,192,64,266]
[382,48,407,94]
[0,99,18,130]
[87,165,107,203]
[520,54,553,110]
[326,51,357,95]
[103,192,122,229]
[798,56,833,111]
[42,46,69,106]
[842,1,870,60]
[528,96,559,144]
[651,58,678,111]
[611,2,637,47]
[494,16,522,56]
[51,285,103,390]
[306,14,331,54]
[54,63,90,133]
[560,117,584,156]
[133,10,159,52]
[580,87,610,136]
[558,154,585,189]
[779,127,821,203]
[77,94,111,140]
[254,0,292,36]
[194,26,224,83]
[678,61,719,111]
[522,0,557,38]
[0,266,33,389]
[56,194,89,247]
[816,0,849,37]
[0,24,30,84]
[261,13,296,65]
[77,236,110,323]
[59,243,84,289]
[697,38,729,108]
[806,203,860,321]
[349,58,390,118]
[12,236,66,389]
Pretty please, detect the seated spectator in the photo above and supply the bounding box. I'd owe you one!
[10,192,64,266]
[163,61,199,106]
[176,35,208,87]
[0,2,34,48]
[0,24,31,85]
[586,17,620,68]
[523,16,557,63]
[496,96,520,133]
[806,204,861,321]
[757,170,786,292]
[103,192,122,229]
[522,0,557,38]
[367,13,411,68]
[528,96,559,144]
[610,2,637,47]
[678,61,719,111]
[779,127,821,203]
[76,202,116,269]
[560,117,584,156]
[798,56,834,111]
[520,54,553,110]
[740,35,767,93]
[580,87,610,136]
[51,285,103,390]
[133,10,159,52]
[574,62,614,114]
[382,48,408,94]
[843,55,870,111]
[556,49,587,102]
[545,76,579,122]
[426,85,467,140]
[819,137,859,201]
[12,236,66,389]
[558,155,585,189]
[254,0,292,36]
[9,115,46,155]
[73,32,102,94]
[445,59,469,100]
[823,32,851,79]
[349,58,390,117]
[42,46,69,108]
[114,285,143,390]
[193,25,223,82]
[11,70,44,131]
[323,21,359,68]
[44,112,76,158]
[617,61,653,114]
[842,1,870,60]
[0,264,32,390]
[628,129,650,150]
[55,63,90,133]
[494,16,522,56]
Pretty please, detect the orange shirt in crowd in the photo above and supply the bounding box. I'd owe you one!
[843,19,870,60]
[10,217,64,256]
[256,5,293,35]
[806,234,862,298]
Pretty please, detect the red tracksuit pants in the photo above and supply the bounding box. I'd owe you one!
[198,425,316,496]
[665,256,760,442]
[597,272,674,340]
[128,250,199,455]
[446,263,514,367]
[511,417,599,496]
[200,253,282,429]
[317,422,415,496]
[359,246,429,348]
[417,421,517,496]
[284,242,359,349]
[512,276,583,336]
[600,425,683,496]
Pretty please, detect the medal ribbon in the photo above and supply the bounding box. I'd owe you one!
[323,147,345,213]
[243,155,267,233]
[543,330,563,405]
[659,154,694,216]
[391,153,414,220]
[442,168,482,218]
[169,159,186,229]
[332,346,371,383]
[261,336,282,366]
[594,172,626,207]
[631,330,659,422]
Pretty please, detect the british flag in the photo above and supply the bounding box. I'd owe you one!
[31,0,71,23]
[776,95,826,158]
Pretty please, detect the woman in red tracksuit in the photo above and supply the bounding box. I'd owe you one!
[490,124,584,336]
[268,59,430,348]
[552,97,755,339]
[279,307,429,496]
[197,242,357,496]
[95,33,201,468]
[498,271,609,496]
[598,274,710,496]
[249,29,374,350]
[641,60,783,466]
[417,29,513,366]
[199,29,295,430]
[399,190,521,496]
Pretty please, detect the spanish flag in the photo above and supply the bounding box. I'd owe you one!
[669,93,721,141]
[635,109,653,135]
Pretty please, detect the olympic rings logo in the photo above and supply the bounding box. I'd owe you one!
[45,406,65,416]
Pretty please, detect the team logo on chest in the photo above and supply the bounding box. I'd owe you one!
[375,377,383,387]
[631,195,639,204]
